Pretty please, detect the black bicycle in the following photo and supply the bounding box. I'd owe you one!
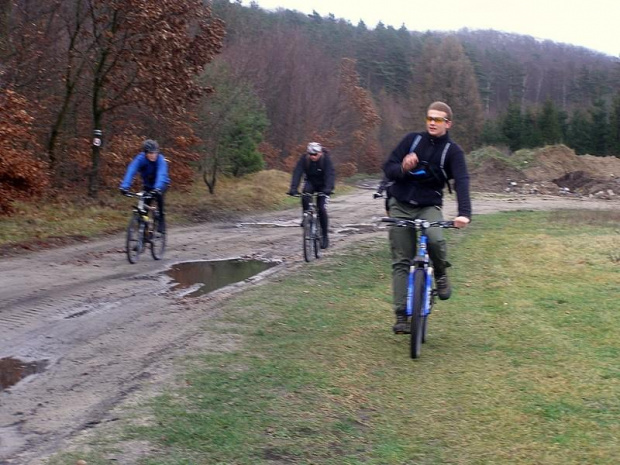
[124,191,166,264]
[381,217,456,359]
[291,192,328,262]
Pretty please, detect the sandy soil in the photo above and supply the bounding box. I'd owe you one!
[0,183,618,464]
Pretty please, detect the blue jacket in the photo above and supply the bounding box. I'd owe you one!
[120,152,170,191]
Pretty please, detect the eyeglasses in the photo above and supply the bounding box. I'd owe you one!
[426,116,449,123]
[308,152,320,156]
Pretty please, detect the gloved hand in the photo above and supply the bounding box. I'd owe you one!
[323,191,332,196]
[288,190,299,196]
[119,188,129,196]
[151,188,162,195]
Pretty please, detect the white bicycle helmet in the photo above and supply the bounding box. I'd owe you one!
[307,142,322,154]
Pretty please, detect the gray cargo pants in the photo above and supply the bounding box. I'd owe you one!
[388,198,451,315]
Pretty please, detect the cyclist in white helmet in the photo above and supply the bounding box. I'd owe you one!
[288,142,336,249]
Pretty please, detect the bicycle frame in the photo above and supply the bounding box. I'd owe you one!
[124,191,165,263]
[130,191,156,239]
[299,192,327,261]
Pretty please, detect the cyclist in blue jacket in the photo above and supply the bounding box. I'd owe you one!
[120,139,170,233]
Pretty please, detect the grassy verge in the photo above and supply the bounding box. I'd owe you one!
[49,209,620,464]
[0,170,355,249]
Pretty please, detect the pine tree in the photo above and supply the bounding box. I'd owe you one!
[537,99,563,145]
[501,101,524,151]
[607,92,620,156]
[565,109,592,155]
[522,107,543,148]
[589,99,610,155]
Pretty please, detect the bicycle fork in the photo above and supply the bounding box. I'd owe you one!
[406,236,434,318]
[406,266,434,318]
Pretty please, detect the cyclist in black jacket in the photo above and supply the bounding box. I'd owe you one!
[383,101,471,333]
[288,142,336,249]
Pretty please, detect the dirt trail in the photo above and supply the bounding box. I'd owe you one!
[0,185,617,464]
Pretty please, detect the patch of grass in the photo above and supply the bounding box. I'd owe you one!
[48,210,620,464]
[0,200,128,244]
[0,170,352,248]
[469,145,536,171]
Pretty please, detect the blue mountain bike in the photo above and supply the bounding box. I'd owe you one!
[382,217,456,359]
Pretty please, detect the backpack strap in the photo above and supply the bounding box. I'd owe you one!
[440,143,452,193]
[409,134,422,153]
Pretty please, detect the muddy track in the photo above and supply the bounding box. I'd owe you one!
[0,185,617,464]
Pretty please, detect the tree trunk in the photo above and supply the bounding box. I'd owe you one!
[202,155,218,195]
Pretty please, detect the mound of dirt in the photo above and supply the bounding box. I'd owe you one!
[522,145,588,181]
[470,145,620,199]
[469,156,525,192]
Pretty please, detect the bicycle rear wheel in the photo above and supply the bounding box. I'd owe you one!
[410,269,426,359]
[150,211,166,260]
[302,215,314,262]
[126,214,143,264]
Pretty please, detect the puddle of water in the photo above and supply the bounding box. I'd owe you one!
[0,357,49,391]
[166,259,277,297]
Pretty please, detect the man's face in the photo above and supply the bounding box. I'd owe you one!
[146,151,158,162]
[426,110,452,137]
[308,151,323,161]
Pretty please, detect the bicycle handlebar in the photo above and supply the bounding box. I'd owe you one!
[381,217,456,229]
[123,191,156,199]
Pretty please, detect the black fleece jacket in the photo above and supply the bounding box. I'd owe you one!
[290,151,336,193]
[383,131,472,218]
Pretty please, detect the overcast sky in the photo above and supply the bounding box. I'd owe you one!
[240,0,619,57]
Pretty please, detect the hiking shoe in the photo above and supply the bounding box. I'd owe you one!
[392,314,410,334]
[436,275,451,300]
[320,234,329,249]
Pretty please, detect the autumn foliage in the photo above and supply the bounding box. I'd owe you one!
[0,88,49,214]
[1,0,225,203]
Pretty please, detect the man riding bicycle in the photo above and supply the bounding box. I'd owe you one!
[119,139,170,233]
[288,142,336,249]
[383,102,471,333]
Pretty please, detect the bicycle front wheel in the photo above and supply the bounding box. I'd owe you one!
[313,218,322,259]
[126,214,143,264]
[150,211,166,260]
[410,269,426,359]
[302,215,314,262]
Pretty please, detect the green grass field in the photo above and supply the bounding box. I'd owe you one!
[48,209,620,464]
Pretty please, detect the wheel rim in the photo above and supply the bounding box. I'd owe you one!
[126,216,142,264]
[410,270,426,358]
[303,216,314,262]
[150,213,166,260]
[314,219,321,258]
